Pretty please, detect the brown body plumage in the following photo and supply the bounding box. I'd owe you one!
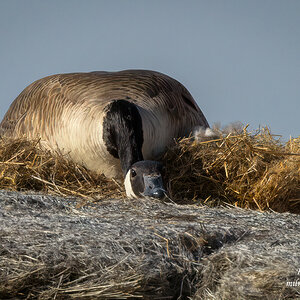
[0,70,209,180]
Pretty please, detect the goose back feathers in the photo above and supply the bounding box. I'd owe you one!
[0,70,209,196]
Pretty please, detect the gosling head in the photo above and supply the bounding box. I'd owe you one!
[124,160,166,199]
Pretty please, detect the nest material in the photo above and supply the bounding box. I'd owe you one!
[163,126,300,213]
[0,138,125,204]
[0,126,299,212]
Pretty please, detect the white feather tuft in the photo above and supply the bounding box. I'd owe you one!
[193,126,219,142]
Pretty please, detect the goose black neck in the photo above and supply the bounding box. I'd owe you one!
[103,100,144,175]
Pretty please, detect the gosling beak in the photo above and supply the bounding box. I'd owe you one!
[143,175,167,199]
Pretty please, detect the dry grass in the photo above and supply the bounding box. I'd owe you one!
[163,126,300,213]
[0,138,125,205]
[0,126,299,213]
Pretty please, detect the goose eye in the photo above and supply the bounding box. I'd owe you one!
[131,169,137,177]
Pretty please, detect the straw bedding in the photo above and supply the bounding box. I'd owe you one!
[163,126,300,213]
[0,138,125,205]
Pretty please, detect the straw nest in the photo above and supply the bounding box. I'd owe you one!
[163,125,300,213]
[0,138,125,206]
[0,125,299,212]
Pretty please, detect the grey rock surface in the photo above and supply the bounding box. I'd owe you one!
[0,190,299,299]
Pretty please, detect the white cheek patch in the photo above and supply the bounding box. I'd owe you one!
[124,170,139,198]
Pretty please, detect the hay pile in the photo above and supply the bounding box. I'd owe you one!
[0,138,125,204]
[163,126,300,213]
[0,126,299,212]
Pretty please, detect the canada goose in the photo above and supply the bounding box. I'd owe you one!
[0,70,210,199]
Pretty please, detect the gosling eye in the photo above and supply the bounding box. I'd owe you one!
[131,169,137,177]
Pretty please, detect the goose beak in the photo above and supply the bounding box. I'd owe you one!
[142,175,167,199]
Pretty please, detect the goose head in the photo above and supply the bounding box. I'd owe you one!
[124,160,166,199]
[103,99,167,199]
